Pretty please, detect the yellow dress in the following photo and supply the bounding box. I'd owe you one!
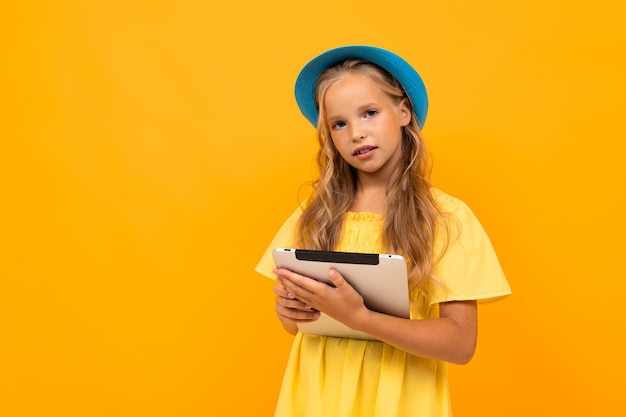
[255,189,511,417]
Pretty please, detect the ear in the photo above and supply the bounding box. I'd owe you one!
[398,98,412,126]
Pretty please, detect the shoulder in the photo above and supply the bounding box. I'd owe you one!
[430,187,472,219]
[430,187,486,245]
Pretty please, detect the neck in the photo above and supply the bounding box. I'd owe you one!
[351,175,388,214]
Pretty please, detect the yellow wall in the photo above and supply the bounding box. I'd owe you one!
[2,1,625,416]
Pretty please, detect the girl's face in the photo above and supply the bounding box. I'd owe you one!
[323,73,411,184]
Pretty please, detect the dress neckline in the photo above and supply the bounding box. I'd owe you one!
[345,211,385,221]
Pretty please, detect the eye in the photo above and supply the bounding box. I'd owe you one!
[331,120,346,129]
[364,109,378,118]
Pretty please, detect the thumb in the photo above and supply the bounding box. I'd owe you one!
[328,269,346,288]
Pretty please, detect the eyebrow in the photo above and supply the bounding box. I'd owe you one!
[326,102,381,122]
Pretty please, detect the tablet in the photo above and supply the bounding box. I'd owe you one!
[272,248,410,340]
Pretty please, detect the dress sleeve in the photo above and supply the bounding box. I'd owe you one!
[254,207,302,279]
[430,192,512,304]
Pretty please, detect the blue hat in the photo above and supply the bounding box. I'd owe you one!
[294,45,428,128]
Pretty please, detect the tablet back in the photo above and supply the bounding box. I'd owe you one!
[272,248,410,340]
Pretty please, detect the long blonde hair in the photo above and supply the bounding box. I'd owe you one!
[296,59,448,317]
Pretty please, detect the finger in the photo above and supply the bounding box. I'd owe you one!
[275,304,320,323]
[276,268,319,297]
[276,279,311,304]
[273,283,292,298]
[274,279,297,300]
[274,283,314,309]
[328,268,348,289]
[275,294,312,310]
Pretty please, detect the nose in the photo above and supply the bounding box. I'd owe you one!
[350,121,366,141]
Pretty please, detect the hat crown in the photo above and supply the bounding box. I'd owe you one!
[294,45,428,128]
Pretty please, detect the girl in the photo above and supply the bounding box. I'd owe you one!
[255,45,511,417]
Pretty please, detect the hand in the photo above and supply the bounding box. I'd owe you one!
[273,281,320,330]
[273,268,369,330]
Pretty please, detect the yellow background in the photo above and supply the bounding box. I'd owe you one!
[2,1,625,416]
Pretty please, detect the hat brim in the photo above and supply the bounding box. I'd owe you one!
[294,45,428,128]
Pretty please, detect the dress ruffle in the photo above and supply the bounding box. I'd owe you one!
[340,212,384,254]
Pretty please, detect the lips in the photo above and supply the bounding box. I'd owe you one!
[353,146,377,156]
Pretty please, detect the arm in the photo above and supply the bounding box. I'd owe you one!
[274,268,478,364]
[357,299,477,364]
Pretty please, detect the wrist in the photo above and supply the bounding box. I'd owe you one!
[351,307,374,332]
[281,321,298,335]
